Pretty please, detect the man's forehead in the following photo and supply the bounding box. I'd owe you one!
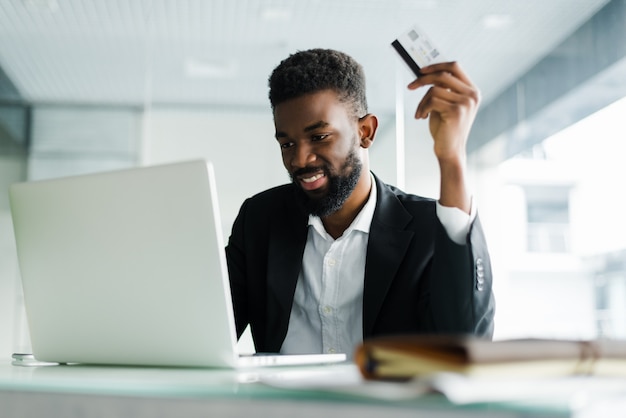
[273,91,351,124]
[274,89,342,108]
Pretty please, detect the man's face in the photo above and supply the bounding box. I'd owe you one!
[273,90,363,217]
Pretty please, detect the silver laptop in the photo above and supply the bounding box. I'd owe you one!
[9,160,346,368]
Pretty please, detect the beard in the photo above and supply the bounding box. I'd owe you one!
[291,149,362,217]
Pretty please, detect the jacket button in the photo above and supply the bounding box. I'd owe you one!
[476,257,485,291]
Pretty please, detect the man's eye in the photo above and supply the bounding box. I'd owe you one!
[280,142,294,149]
[312,134,328,141]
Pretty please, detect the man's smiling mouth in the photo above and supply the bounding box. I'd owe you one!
[296,170,327,191]
[301,173,324,183]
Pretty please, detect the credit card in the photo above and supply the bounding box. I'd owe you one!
[391,25,446,77]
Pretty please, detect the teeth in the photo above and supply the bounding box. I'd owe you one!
[301,173,323,183]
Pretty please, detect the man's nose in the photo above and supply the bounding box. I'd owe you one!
[290,142,316,169]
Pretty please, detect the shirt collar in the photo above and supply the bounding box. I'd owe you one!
[308,173,378,239]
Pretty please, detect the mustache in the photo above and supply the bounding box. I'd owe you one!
[291,165,328,179]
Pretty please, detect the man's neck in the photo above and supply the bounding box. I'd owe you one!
[321,172,373,239]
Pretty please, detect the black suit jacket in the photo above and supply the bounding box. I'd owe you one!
[226,174,495,353]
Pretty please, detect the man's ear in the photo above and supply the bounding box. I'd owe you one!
[358,114,378,149]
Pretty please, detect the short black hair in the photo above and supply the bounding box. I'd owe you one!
[268,48,368,118]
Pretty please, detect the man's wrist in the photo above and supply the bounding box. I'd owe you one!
[436,197,476,245]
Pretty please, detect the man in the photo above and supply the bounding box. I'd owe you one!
[226,48,494,357]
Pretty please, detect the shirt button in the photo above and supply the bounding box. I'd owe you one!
[322,306,332,315]
[327,258,336,266]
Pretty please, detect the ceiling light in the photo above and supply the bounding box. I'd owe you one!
[260,8,292,21]
[481,14,514,30]
[184,58,238,79]
[22,0,59,13]
[398,0,438,10]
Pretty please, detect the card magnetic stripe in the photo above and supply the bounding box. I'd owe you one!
[391,39,422,77]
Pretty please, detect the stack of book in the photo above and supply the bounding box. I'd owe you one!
[354,335,626,380]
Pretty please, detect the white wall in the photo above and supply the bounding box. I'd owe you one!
[28,106,140,180]
[143,107,285,240]
[402,119,441,199]
[0,157,29,358]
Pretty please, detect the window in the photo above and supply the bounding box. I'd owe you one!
[526,190,570,253]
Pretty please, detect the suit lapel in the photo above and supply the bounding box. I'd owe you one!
[363,176,414,337]
[266,194,308,351]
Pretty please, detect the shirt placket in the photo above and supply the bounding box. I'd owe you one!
[319,238,341,355]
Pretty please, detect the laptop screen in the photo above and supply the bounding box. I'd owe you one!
[10,160,239,367]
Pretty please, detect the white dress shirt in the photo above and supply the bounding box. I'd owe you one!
[280,175,476,357]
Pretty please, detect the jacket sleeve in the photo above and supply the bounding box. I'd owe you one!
[429,214,495,338]
[225,198,251,338]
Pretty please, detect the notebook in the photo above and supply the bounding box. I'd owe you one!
[9,160,346,368]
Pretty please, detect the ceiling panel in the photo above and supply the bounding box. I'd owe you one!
[0,0,610,113]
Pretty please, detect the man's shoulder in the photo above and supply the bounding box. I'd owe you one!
[375,177,436,210]
[248,183,294,201]
[240,183,297,213]
[373,177,439,234]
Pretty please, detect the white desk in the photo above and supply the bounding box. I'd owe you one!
[0,360,618,418]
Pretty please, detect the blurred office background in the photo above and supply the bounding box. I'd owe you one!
[1,0,625,358]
